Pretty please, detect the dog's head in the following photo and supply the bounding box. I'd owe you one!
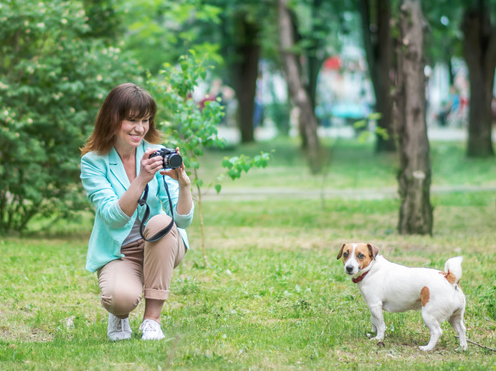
[336,243,379,277]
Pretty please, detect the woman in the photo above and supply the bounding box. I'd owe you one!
[80,83,193,341]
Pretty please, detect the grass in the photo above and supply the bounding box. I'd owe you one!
[1,138,496,370]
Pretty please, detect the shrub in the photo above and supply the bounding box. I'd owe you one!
[0,0,141,233]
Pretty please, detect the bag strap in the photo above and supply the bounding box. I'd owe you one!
[138,179,175,242]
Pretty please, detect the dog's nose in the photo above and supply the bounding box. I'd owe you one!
[346,266,354,273]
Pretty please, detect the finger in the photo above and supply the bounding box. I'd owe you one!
[144,158,161,172]
[176,166,185,176]
[160,169,175,178]
[152,157,163,166]
[144,147,159,158]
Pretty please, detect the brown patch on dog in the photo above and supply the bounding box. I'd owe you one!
[337,243,354,263]
[439,270,457,284]
[337,243,377,270]
[367,243,380,259]
[355,243,375,270]
[336,243,347,260]
[445,270,457,284]
[420,286,430,307]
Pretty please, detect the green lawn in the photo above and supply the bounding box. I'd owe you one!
[1,138,495,370]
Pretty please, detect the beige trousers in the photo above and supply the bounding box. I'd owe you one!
[97,214,186,317]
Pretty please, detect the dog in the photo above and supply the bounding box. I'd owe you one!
[337,243,467,351]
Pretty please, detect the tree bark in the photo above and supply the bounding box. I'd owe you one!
[358,0,396,153]
[306,0,324,111]
[278,0,321,173]
[231,13,260,144]
[396,0,433,235]
[461,2,495,158]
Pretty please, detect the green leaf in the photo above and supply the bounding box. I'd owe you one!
[228,168,240,180]
[222,158,233,169]
[353,120,367,129]
[242,163,252,172]
[368,112,382,120]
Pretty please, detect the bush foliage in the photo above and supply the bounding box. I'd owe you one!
[0,0,141,233]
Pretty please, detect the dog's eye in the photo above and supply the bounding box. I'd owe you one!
[343,251,349,258]
[357,253,365,260]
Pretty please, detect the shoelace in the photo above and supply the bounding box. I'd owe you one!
[140,319,162,334]
[110,317,123,332]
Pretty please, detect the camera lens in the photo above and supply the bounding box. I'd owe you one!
[167,153,183,169]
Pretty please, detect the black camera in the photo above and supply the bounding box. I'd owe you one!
[149,147,183,169]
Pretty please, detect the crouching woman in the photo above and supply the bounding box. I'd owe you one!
[80,83,193,341]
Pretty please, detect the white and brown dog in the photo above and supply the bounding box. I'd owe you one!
[337,243,467,351]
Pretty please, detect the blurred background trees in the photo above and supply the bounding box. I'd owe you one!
[357,0,396,153]
[1,0,495,235]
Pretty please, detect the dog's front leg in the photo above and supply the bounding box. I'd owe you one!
[368,323,377,337]
[368,304,385,340]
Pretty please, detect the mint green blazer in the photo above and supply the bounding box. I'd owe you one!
[80,141,193,273]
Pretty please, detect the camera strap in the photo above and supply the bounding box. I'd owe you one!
[138,176,175,242]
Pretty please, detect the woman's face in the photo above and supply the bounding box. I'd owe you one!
[115,116,150,152]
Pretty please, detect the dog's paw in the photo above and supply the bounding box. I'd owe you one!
[419,345,434,352]
[369,335,384,341]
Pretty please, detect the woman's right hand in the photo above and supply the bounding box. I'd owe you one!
[118,148,163,218]
[138,148,164,183]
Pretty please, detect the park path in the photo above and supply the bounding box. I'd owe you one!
[198,185,496,201]
[200,125,496,200]
[218,124,496,144]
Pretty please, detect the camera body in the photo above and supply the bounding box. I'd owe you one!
[149,147,183,169]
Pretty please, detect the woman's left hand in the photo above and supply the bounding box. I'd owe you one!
[160,147,191,187]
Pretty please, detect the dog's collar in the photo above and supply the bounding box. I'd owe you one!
[352,270,369,283]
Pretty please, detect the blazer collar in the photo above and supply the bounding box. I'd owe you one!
[108,142,147,190]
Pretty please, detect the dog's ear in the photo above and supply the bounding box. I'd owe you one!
[337,243,346,260]
[367,243,380,259]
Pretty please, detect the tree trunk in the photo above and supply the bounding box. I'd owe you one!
[461,3,495,158]
[231,13,260,144]
[278,0,321,173]
[358,0,396,153]
[306,0,324,111]
[396,0,433,235]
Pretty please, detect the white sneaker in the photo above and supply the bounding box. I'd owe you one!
[139,319,165,340]
[107,313,132,341]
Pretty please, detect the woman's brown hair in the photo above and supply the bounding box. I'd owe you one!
[81,83,161,156]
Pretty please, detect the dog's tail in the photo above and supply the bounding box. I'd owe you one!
[443,256,463,285]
